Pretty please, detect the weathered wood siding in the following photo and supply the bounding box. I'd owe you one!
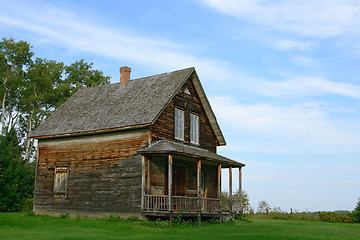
[149,156,168,195]
[204,164,218,198]
[34,129,149,217]
[152,76,218,152]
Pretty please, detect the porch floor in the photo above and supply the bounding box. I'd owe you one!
[143,210,230,219]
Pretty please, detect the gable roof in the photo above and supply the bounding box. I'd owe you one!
[29,67,226,145]
[138,140,244,167]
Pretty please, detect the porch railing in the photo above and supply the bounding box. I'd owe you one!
[144,195,169,211]
[143,194,220,212]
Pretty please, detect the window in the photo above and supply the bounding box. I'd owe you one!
[54,166,68,196]
[175,108,184,140]
[184,87,191,95]
[190,113,199,144]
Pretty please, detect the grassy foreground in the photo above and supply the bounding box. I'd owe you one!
[0,213,359,240]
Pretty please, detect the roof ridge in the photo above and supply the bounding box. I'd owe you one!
[128,67,195,82]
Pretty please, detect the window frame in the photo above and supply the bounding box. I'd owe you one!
[54,165,69,197]
[175,108,185,141]
[184,87,191,95]
[190,113,199,144]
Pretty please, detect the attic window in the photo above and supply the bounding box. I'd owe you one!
[184,87,191,95]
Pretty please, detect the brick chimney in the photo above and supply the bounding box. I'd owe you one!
[120,66,131,85]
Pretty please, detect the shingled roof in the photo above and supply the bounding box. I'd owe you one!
[138,140,244,167]
[29,67,226,145]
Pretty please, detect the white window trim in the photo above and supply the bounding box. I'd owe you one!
[175,108,184,141]
[190,113,199,144]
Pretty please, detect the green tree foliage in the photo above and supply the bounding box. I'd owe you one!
[0,129,35,211]
[0,37,111,161]
[354,197,360,223]
[0,37,110,211]
[65,59,110,90]
[221,190,250,213]
[257,200,271,214]
[0,38,33,135]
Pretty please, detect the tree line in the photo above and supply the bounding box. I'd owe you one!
[221,190,360,223]
[248,198,360,223]
[0,37,110,211]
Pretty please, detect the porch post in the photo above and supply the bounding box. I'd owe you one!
[168,155,173,225]
[217,164,221,212]
[168,155,173,211]
[229,166,233,215]
[147,157,151,195]
[197,159,202,224]
[239,167,242,213]
[141,155,146,210]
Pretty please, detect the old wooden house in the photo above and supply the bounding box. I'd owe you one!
[29,66,245,219]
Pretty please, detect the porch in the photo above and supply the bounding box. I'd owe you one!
[144,195,220,213]
[137,140,245,220]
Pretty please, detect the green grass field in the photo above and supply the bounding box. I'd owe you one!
[0,213,359,240]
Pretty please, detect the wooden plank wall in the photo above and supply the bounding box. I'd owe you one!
[152,77,218,153]
[33,129,149,217]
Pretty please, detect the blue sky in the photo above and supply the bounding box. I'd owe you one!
[1,0,360,212]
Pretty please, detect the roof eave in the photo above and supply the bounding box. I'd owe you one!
[191,71,226,146]
[138,149,245,167]
[28,123,151,140]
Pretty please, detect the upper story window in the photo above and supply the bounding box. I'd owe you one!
[190,113,199,144]
[175,108,184,141]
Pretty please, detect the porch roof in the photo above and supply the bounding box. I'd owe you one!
[138,140,245,168]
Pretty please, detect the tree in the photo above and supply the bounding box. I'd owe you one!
[354,197,360,223]
[0,38,111,161]
[221,190,251,213]
[18,58,66,161]
[257,200,271,214]
[0,37,33,135]
[65,59,110,90]
[0,128,35,211]
[0,37,111,211]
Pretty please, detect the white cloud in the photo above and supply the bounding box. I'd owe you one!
[0,2,234,83]
[211,96,360,154]
[201,0,360,37]
[290,56,317,67]
[3,1,360,101]
[274,40,314,51]
[247,76,360,99]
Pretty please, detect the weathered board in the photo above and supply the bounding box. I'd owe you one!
[34,129,149,217]
[151,76,218,152]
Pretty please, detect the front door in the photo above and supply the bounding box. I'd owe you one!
[173,166,186,196]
